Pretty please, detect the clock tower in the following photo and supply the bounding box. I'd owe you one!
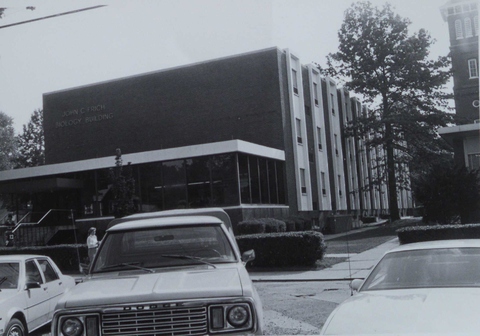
[440,0,479,124]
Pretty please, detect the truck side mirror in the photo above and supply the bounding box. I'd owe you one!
[241,250,255,265]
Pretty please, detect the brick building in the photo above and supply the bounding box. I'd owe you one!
[0,47,412,243]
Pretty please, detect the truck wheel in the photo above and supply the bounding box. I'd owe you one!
[4,318,26,336]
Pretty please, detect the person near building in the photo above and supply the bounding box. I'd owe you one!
[87,227,99,263]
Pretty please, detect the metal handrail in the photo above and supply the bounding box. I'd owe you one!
[12,209,73,233]
[16,211,31,225]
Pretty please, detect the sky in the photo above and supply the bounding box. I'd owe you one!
[0,0,452,133]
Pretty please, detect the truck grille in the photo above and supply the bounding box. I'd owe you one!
[101,305,208,335]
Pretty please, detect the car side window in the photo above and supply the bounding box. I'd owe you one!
[25,260,44,285]
[38,259,59,282]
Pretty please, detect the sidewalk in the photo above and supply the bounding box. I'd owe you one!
[249,226,400,282]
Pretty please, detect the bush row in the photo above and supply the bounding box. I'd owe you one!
[237,217,312,235]
[236,231,326,267]
[396,224,480,244]
[0,244,88,272]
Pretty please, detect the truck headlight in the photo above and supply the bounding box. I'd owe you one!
[61,317,83,336]
[227,305,249,327]
[209,303,253,333]
[57,314,99,336]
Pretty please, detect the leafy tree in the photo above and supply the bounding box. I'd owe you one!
[15,109,45,168]
[414,163,480,224]
[109,148,136,218]
[322,2,452,220]
[0,111,18,170]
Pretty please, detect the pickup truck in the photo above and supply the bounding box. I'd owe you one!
[52,208,263,335]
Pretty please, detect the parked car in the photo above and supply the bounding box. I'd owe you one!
[321,239,480,335]
[52,208,264,336]
[0,255,76,336]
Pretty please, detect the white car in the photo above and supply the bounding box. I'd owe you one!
[52,208,264,336]
[321,239,480,335]
[0,254,76,336]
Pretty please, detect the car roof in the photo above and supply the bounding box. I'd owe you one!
[388,239,480,254]
[107,215,224,232]
[0,254,49,262]
[107,207,233,230]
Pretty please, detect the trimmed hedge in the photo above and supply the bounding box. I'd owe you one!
[237,217,310,235]
[237,219,267,234]
[396,224,480,244]
[0,244,88,272]
[236,231,326,267]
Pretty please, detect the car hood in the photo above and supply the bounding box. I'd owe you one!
[62,265,245,309]
[322,288,480,335]
[0,289,18,303]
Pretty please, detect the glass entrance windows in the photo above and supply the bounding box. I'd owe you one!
[238,154,286,205]
[163,160,187,209]
[138,153,285,211]
[210,154,238,206]
[186,157,211,208]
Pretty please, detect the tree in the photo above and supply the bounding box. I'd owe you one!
[0,111,18,170]
[414,163,480,224]
[109,148,136,218]
[15,109,45,168]
[322,2,452,221]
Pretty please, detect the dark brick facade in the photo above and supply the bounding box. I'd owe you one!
[44,48,288,164]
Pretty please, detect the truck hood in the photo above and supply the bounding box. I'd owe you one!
[62,266,244,309]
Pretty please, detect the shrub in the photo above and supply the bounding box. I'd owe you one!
[396,224,480,244]
[0,244,88,272]
[413,163,480,224]
[264,218,286,233]
[236,231,326,267]
[284,218,296,232]
[237,219,266,235]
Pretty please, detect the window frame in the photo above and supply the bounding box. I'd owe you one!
[465,17,473,37]
[291,69,299,95]
[455,19,464,39]
[296,118,303,144]
[300,168,307,195]
[468,59,478,79]
[37,259,60,283]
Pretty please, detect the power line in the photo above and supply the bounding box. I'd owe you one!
[0,5,107,29]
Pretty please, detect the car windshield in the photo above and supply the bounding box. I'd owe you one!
[92,224,237,273]
[361,247,480,291]
[0,262,19,289]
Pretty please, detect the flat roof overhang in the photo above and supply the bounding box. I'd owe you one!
[0,177,84,193]
[0,140,285,184]
[438,123,480,146]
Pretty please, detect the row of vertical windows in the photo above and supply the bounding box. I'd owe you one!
[455,16,478,39]
[448,3,478,16]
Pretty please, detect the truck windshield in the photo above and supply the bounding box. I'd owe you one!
[92,224,237,273]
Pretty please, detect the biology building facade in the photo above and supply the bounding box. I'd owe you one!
[0,47,412,241]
